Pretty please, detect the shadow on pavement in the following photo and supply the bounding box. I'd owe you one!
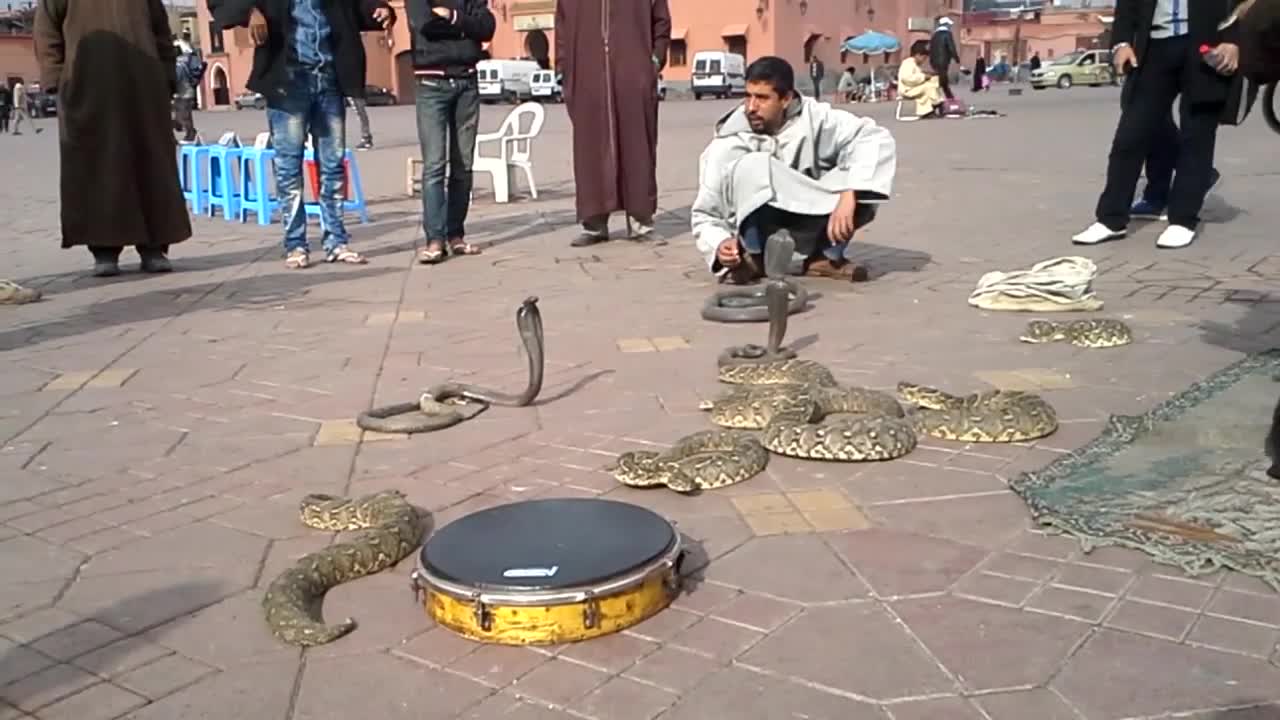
[0,579,228,712]
[1198,299,1280,355]
[1204,704,1280,719]
[0,267,397,353]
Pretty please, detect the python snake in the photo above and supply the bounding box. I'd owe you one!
[1019,318,1133,348]
[610,430,770,492]
[701,381,916,461]
[262,490,425,646]
[356,296,544,434]
[897,382,1059,442]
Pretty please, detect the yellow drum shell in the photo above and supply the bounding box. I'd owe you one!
[412,537,683,646]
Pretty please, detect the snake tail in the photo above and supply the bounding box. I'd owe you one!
[262,491,424,647]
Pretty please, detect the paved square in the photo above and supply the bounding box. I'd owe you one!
[4,88,1280,719]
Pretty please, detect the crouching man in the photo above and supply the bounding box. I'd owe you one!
[691,56,896,283]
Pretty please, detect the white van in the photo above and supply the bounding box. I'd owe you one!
[476,59,541,103]
[691,51,746,100]
[529,69,562,102]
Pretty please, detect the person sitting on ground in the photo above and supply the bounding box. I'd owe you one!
[691,56,896,283]
[836,66,856,102]
[897,40,946,118]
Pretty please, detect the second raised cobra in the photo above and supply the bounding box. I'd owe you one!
[356,296,545,434]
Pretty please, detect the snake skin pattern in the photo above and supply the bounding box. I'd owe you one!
[610,430,770,492]
[1020,318,1134,348]
[897,382,1059,442]
[262,490,425,646]
[716,359,840,388]
[703,367,916,462]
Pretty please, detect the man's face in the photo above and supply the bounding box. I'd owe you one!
[744,81,789,134]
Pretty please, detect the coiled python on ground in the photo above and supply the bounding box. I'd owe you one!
[356,296,544,434]
[1019,318,1134,348]
[262,490,424,646]
[896,382,1059,442]
[701,380,916,461]
[610,430,770,492]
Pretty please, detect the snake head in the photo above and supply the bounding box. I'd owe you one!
[697,399,716,411]
[1019,320,1060,344]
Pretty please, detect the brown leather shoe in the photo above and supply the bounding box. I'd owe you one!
[804,258,869,282]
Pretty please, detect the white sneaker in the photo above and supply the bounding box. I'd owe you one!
[1071,222,1126,245]
[1155,225,1196,249]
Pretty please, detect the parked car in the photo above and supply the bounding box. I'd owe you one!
[691,50,746,100]
[476,59,540,103]
[27,89,57,118]
[530,70,562,102]
[364,85,397,106]
[1029,49,1113,89]
[235,91,266,110]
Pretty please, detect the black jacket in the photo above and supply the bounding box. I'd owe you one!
[1112,0,1243,105]
[1238,0,1280,82]
[929,28,960,70]
[404,0,496,74]
[208,0,393,100]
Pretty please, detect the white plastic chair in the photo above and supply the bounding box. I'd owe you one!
[472,102,544,203]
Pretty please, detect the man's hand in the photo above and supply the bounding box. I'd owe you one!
[1112,44,1137,73]
[716,238,741,268]
[249,7,269,46]
[373,6,396,29]
[826,190,858,244]
[431,6,452,19]
[1209,43,1240,74]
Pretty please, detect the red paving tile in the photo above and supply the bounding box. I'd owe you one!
[3,93,1280,719]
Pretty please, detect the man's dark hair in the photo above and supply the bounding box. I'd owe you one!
[910,39,930,57]
[745,56,796,97]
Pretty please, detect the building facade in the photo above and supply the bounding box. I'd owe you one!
[959,6,1110,63]
[195,0,958,107]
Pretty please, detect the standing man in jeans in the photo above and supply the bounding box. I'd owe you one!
[406,0,495,264]
[210,0,395,269]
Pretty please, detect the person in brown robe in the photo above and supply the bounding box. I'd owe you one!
[34,0,193,277]
[555,0,671,247]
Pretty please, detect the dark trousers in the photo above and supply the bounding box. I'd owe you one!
[172,97,197,142]
[0,108,9,133]
[937,67,955,99]
[1140,111,1180,205]
[352,97,372,142]
[1095,36,1222,230]
[737,203,878,269]
[415,75,480,243]
[811,77,822,98]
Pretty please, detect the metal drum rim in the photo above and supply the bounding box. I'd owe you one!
[413,533,682,607]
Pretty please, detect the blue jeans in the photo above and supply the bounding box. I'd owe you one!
[267,70,349,254]
[415,75,480,243]
[739,204,878,265]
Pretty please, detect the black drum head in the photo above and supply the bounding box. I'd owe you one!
[421,498,676,591]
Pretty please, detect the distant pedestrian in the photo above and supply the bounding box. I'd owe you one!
[808,56,825,98]
[1029,51,1042,72]
[0,84,10,133]
[173,35,204,142]
[34,0,192,276]
[350,96,374,149]
[972,56,987,92]
[930,16,960,99]
[10,79,34,135]
[556,0,671,246]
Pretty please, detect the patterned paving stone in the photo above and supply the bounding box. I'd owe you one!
[891,596,1091,692]
[5,93,1280,720]
[1053,629,1280,718]
[740,604,955,700]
